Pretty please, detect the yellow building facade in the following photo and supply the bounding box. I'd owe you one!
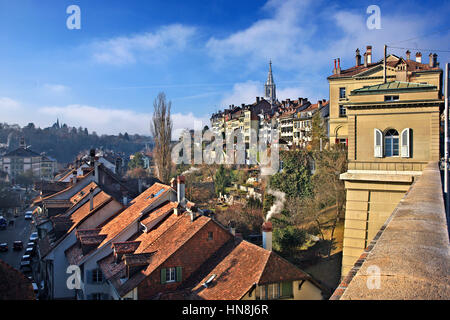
[333,47,443,276]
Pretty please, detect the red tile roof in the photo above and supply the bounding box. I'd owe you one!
[96,183,172,248]
[328,55,441,79]
[116,214,212,296]
[65,183,172,265]
[188,239,315,300]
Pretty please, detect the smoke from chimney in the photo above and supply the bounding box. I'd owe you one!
[265,188,286,222]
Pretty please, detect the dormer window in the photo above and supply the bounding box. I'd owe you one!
[384,95,399,102]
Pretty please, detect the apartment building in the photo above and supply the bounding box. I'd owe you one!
[0,138,57,181]
[327,46,442,146]
[336,46,443,276]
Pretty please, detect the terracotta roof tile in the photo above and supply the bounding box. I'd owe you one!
[188,240,314,300]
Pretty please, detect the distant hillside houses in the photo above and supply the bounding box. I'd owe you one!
[210,62,329,160]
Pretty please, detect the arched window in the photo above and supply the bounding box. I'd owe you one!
[384,129,399,157]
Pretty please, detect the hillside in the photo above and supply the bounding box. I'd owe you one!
[0,121,151,164]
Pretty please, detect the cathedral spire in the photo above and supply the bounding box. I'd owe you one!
[264,60,276,105]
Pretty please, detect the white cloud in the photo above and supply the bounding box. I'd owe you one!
[38,104,208,138]
[206,0,313,70]
[220,81,262,107]
[43,83,70,94]
[92,24,197,65]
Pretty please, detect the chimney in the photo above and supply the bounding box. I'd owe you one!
[262,221,273,251]
[170,177,177,190]
[333,59,337,74]
[429,53,437,68]
[89,187,94,211]
[318,100,322,108]
[406,50,411,60]
[355,48,361,66]
[256,97,260,103]
[177,175,186,204]
[416,52,422,63]
[72,170,77,185]
[366,45,372,64]
[94,159,99,184]
[228,221,236,236]
[336,58,341,74]
[364,52,368,67]
[138,179,143,194]
[122,191,128,206]
[89,149,96,167]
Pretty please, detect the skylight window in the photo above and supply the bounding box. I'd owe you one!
[146,188,165,200]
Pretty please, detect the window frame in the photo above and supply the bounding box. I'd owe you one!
[384,129,400,157]
[165,267,176,283]
[339,87,346,99]
[92,268,104,283]
[339,105,347,117]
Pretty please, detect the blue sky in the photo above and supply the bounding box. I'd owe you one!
[0,0,449,137]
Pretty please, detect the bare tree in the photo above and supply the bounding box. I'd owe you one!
[151,92,173,183]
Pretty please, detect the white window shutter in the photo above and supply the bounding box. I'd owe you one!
[401,128,411,158]
[374,128,383,158]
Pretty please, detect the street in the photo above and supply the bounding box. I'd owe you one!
[0,213,33,270]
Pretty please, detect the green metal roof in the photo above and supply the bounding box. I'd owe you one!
[351,81,437,95]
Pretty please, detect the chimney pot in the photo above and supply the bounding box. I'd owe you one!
[89,187,94,211]
[355,48,361,66]
[177,175,186,204]
[416,52,422,63]
[366,45,372,64]
[406,50,411,60]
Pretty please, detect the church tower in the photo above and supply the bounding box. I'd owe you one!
[265,60,276,105]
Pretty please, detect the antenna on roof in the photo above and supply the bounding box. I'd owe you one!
[384,44,387,83]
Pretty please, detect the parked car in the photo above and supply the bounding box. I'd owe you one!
[32,282,39,295]
[25,247,34,257]
[13,240,23,251]
[20,261,32,274]
[24,214,32,220]
[22,254,31,262]
[0,243,7,252]
[0,216,7,230]
[29,232,38,242]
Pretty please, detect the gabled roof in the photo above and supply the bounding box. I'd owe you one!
[41,188,117,259]
[116,214,212,296]
[351,81,437,95]
[65,183,173,265]
[2,147,40,158]
[186,239,316,300]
